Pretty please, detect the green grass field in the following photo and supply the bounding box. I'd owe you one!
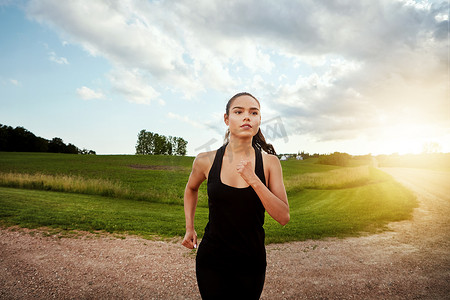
[0,152,418,244]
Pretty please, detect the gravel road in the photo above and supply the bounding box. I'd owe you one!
[1,167,449,299]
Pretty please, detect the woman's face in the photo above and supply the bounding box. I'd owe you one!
[224,95,261,139]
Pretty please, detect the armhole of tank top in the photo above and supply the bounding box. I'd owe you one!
[207,145,225,183]
[255,148,267,186]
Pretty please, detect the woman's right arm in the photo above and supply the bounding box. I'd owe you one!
[181,154,209,249]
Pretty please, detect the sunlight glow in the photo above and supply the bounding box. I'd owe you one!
[375,123,443,155]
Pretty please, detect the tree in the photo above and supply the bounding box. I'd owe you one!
[153,133,167,155]
[8,126,37,152]
[79,148,96,155]
[135,130,187,156]
[0,124,13,151]
[0,123,94,154]
[422,142,442,154]
[175,137,188,156]
[136,130,154,155]
[318,152,351,167]
[297,150,310,159]
[34,136,49,152]
[48,137,66,153]
[65,143,79,154]
[167,136,174,155]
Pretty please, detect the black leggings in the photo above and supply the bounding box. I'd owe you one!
[196,258,266,300]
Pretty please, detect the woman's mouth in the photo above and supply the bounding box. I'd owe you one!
[240,124,252,129]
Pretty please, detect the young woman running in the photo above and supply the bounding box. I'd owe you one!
[182,92,290,299]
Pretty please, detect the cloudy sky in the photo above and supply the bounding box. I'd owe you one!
[1,0,448,156]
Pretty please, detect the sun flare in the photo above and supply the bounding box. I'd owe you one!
[374,123,447,155]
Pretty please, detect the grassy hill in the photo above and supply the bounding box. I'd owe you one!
[0,152,417,244]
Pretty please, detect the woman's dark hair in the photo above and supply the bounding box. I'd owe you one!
[224,92,277,155]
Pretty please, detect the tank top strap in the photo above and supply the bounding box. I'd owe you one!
[208,144,226,182]
[254,147,266,186]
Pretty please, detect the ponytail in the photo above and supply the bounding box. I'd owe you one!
[252,128,276,155]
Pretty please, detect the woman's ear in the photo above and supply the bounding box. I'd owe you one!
[224,113,229,126]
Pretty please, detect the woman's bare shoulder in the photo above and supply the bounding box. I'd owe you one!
[195,150,216,162]
[193,150,217,172]
[262,152,280,166]
[262,152,282,178]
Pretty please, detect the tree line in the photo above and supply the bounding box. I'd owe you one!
[317,152,353,167]
[281,151,373,167]
[0,124,96,154]
[135,129,187,156]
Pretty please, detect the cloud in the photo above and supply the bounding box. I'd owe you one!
[42,43,69,65]
[273,47,448,142]
[26,0,202,98]
[167,112,205,129]
[9,79,19,86]
[108,68,161,105]
[76,86,105,100]
[25,0,449,144]
[48,50,69,65]
[167,111,226,136]
[1,78,20,86]
[260,0,449,141]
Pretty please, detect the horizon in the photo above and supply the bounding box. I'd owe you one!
[2,121,449,157]
[1,0,448,156]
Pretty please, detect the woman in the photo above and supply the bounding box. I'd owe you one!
[182,92,290,299]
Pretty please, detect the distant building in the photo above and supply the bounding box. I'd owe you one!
[280,155,288,161]
[296,155,303,160]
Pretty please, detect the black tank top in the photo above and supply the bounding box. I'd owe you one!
[200,143,266,272]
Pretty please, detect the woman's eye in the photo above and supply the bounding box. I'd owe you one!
[235,111,242,114]
[252,112,258,115]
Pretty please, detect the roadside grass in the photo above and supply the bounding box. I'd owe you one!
[0,187,209,239]
[0,152,418,244]
[0,154,373,205]
[0,152,199,206]
[0,172,130,198]
[265,170,417,243]
[284,165,372,193]
[0,164,373,205]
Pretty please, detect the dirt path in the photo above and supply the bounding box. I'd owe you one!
[1,167,449,299]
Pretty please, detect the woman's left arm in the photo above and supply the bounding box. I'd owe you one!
[237,155,290,226]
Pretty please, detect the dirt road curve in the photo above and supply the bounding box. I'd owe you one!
[1,168,449,299]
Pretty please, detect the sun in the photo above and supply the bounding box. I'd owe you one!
[374,123,445,155]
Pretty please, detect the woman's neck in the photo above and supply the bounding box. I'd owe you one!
[227,137,253,157]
